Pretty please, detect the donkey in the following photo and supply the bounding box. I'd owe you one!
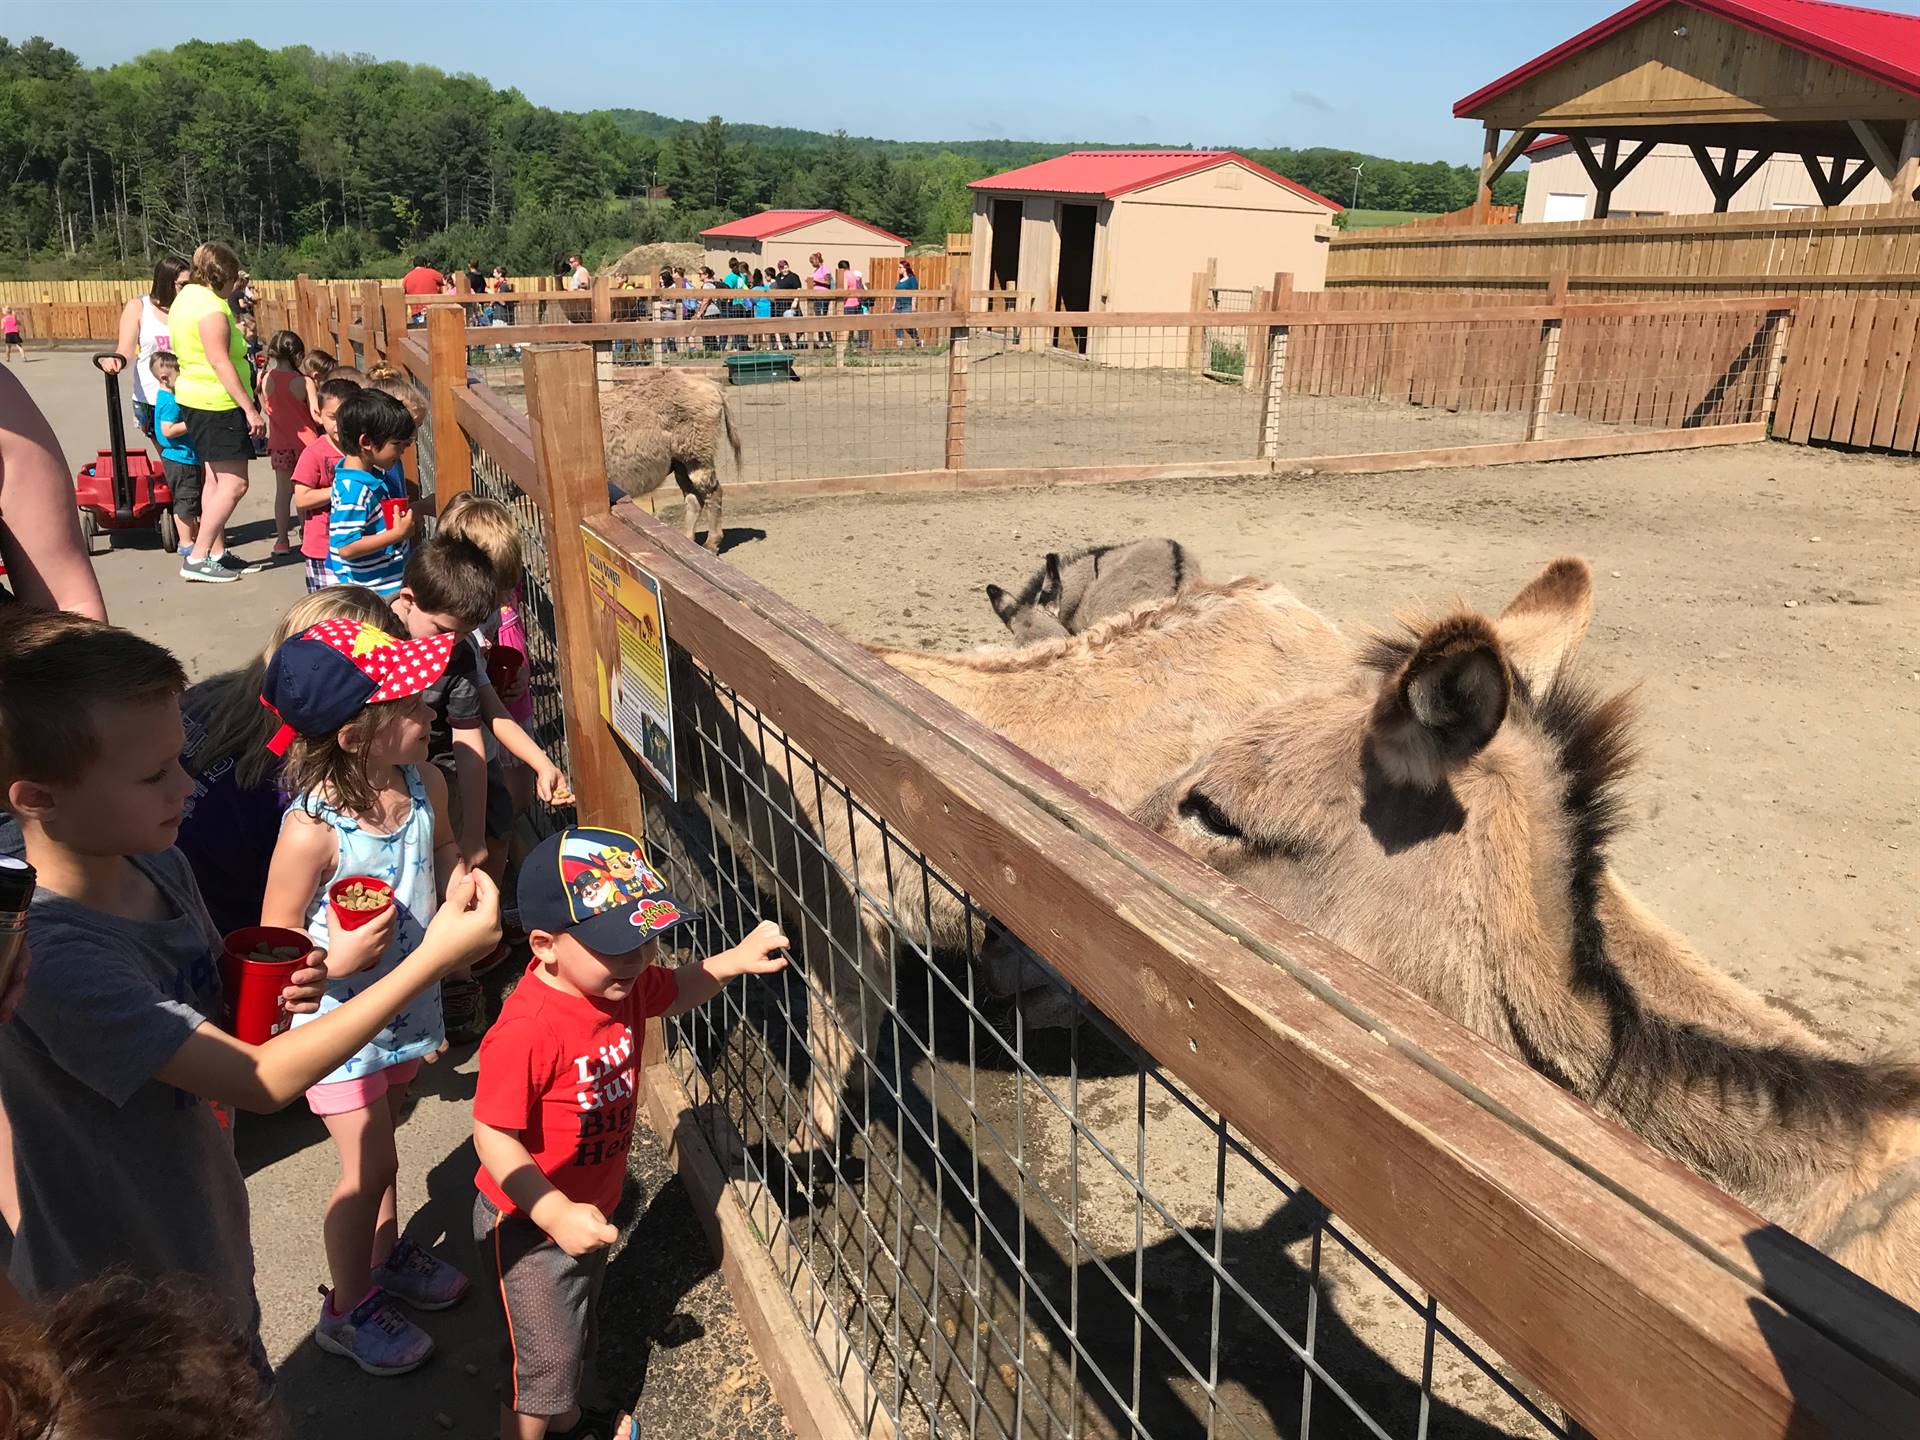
[985,539,1201,643]
[601,367,741,552]
[671,577,1323,1163]
[1131,558,1920,1309]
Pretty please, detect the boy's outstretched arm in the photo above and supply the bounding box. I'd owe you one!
[664,920,789,1017]
[156,871,501,1112]
[478,688,570,802]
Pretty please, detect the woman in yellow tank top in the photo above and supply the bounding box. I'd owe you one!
[171,241,263,584]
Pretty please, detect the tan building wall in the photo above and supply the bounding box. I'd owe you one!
[1521,142,1893,221]
[1103,167,1332,308]
[702,215,906,278]
[969,165,1333,309]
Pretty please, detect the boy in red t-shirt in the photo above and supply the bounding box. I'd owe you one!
[291,374,362,591]
[473,826,787,1440]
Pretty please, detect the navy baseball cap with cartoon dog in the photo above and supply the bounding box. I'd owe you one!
[517,826,691,955]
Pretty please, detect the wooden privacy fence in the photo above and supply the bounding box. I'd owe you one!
[1324,200,1920,453]
[291,292,1920,1438]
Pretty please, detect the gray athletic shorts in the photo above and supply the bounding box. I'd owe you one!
[475,1190,608,1416]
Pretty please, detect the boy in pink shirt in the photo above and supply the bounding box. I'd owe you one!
[292,374,362,591]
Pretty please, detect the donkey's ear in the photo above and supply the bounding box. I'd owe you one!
[1496,557,1592,695]
[1369,615,1510,790]
[986,583,1019,625]
[1036,554,1064,609]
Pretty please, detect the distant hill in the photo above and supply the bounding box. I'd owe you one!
[599,110,1157,167]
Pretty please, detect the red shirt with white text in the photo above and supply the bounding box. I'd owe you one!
[473,959,677,1216]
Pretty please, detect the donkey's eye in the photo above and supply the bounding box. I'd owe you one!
[1179,791,1244,840]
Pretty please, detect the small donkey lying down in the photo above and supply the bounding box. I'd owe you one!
[985,538,1201,642]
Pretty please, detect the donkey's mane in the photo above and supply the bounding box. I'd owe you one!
[1367,622,1920,1130]
[875,576,1269,675]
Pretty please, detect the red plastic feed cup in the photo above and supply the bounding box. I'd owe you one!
[486,644,525,694]
[328,875,394,932]
[220,926,312,1044]
[380,496,412,531]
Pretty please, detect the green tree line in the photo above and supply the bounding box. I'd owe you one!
[0,34,1523,279]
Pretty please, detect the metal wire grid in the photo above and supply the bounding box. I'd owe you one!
[639,654,1571,1440]
[1204,290,1256,385]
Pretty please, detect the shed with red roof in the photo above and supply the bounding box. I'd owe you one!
[699,209,908,276]
[1455,0,1920,221]
[966,151,1340,327]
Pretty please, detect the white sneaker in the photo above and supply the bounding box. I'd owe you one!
[180,556,238,583]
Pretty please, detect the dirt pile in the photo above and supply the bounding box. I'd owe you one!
[606,241,704,278]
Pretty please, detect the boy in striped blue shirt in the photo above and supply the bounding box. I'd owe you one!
[326,388,415,596]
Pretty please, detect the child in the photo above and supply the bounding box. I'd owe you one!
[392,536,571,1041]
[261,329,319,556]
[301,348,338,421]
[294,372,363,593]
[148,349,204,563]
[258,616,475,1375]
[0,607,500,1374]
[178,585,399,937]
[473,827,787,1440]
[326,388,415,597]
[435,496,540,865]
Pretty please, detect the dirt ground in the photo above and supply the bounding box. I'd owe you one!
[667,437,1915,1438]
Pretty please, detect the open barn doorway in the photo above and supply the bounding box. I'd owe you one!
[1055,202,1096,353]
[988,199,1022,291]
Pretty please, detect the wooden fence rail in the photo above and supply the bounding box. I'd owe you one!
[278,285,1920,1438]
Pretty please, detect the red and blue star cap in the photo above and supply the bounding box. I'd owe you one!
[518,825,692,955]
[259,618,460,756]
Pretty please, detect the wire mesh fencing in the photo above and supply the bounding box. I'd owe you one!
[631,650,1573,1440]
[440,300,1783,505]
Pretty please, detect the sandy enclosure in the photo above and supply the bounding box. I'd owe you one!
[643,440,1914,1440]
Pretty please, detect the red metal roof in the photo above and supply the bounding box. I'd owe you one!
[1456,0,1920,116]
[968,151,1342,210]
[699,209,908,244]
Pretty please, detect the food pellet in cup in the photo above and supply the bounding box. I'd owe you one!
[334,881,389,913]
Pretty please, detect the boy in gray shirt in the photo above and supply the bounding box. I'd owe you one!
[0,608,503,1363]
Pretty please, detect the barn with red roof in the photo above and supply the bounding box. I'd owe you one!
[965,150,1340,326]
[700,209,908,277]
[1455,0,1920,221]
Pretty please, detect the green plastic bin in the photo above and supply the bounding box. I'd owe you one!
[724,352,796,386]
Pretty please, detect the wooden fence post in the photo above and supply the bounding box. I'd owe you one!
[521,343,635,837]
[1244,286,1270,391]
[360,280,385,366]
[425,305,471,513]
[945,274,970,471]
[1187,257,1217,372]
[382,288,409,375]
[332,282,353,364]
[590,273,612,325]
[1761,307,1794,432]
[1527,269,1569,442]
[1256,272,1295,460]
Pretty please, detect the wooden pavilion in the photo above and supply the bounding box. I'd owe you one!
[1456,0,1920,219]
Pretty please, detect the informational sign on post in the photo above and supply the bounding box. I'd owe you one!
[581,527,676,798]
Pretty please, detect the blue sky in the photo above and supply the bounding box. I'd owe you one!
[12,0,1916,164]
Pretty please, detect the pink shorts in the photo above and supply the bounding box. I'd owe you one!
[306,1058,422,1117]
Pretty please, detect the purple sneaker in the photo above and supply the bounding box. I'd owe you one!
[313,1286,434,1375]
[372,1238,472,1311]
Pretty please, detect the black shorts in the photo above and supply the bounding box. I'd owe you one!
[162,458,204,525]
[485,757,515,841]
[475,1192,607,1416]
[181,404,254,464]
[2,332,21,348]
